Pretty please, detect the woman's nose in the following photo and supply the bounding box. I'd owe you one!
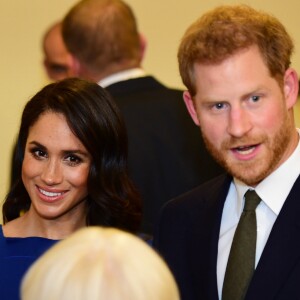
[40,159,63,185]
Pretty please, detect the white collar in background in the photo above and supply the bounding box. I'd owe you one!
[99,68,146,88]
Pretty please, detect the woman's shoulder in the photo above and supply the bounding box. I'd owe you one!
[0,226,58,300]
[2,216,27,238]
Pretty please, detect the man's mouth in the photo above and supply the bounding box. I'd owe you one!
[234,145,257,155]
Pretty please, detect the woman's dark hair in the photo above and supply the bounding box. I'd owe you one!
[4,78,141,233]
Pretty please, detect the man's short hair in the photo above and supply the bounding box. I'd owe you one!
[178,5,294,96]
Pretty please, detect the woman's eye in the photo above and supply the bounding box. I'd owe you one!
[31,149,47,159]
[65,155,82,166]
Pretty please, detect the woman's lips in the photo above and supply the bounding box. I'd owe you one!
[36,186,67,202]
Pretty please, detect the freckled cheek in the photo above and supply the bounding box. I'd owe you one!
[21,156,41,180]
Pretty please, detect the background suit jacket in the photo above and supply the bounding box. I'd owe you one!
[153,173,300,300]
[106,76,223,234]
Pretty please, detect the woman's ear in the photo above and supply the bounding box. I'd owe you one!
[183,91,200,126]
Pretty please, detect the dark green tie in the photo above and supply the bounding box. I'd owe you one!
[222,189,261,300]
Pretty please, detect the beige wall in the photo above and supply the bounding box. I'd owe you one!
[1,0,300,220]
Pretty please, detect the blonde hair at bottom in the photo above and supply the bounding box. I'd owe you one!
[21,227,180,300]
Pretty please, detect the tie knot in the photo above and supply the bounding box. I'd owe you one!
[244,190,261,211]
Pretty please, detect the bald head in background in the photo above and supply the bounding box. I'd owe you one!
[42,22,77,81]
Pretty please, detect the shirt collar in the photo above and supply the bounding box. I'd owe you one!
[98,68,146,88]
[235,129,300,215]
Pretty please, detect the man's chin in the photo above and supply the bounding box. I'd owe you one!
[227,164,268,186]
[217,158,265,186]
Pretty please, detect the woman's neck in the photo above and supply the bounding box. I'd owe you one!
[2,207,87,239]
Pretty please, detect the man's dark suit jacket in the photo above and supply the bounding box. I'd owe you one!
[153,173,300,300]
[106,76,223,234]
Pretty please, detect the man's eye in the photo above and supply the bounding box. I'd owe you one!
[251,95,260,102]
[49,64,68,74]
[215,103,224,110]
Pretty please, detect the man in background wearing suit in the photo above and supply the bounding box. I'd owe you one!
[154,5,300,300]
[61,0,223,235]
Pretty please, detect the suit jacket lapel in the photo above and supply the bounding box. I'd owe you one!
[188,175,232,300]
[246,175,300,299]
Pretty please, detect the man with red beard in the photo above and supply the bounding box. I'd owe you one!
[153,5,300,300]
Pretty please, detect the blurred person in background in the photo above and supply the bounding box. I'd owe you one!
[42,21,77,81]
[62,0,224,235]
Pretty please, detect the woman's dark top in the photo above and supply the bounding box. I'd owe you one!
[0,225,58,300]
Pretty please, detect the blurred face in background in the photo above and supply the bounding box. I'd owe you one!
[43,23,77,81]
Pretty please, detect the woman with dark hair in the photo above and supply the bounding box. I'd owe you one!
[1,78,141,300]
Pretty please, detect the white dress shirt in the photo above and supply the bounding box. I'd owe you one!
[217,130,300,299]
[98,68,146,88]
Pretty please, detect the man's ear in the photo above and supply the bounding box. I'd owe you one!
[283,68,299,109]
[183,91,200,126]
[138,33,147,62]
